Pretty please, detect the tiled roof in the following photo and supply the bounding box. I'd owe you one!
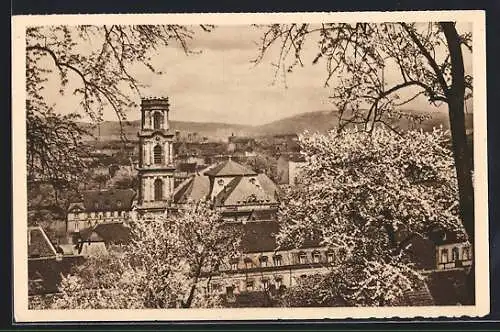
[214,176,243,206]
[174,160,279,206]
[173,175,210,203]
[205,159,257,177]
[402,279,435,306]
[177,162,197,173]
[28,227,57,258]
[79,222,131,244]
[80,189,136,212]
[241,221,280,253]
[216,175,277,207]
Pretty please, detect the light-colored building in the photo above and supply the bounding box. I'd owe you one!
[173,158,279,221]
[135,97,176,215]
[66,188,136,235]
[276,153,307,185]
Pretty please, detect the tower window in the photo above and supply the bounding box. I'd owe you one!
[154,178,163,201]
[153,112,163,130]
[154,145,162,164]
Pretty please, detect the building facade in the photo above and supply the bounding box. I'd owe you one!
[276,153,307,185]
[136,97,176,215]
[66,188,136,235]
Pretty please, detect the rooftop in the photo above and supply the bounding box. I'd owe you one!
[69,189,136,213]
[205,159,257,177]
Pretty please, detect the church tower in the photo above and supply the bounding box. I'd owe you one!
[136,97,175,215]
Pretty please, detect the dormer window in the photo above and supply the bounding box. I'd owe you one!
[217,179,225,186]
[273,255,282,266]
[312,251,321,263]
[259,255,268,267]
[299,252,308,264]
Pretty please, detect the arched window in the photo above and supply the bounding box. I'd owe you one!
[153,112,162,130]
[153,145,162,164]
[154,178,163,201]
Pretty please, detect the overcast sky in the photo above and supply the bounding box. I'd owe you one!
[45,24,473,126]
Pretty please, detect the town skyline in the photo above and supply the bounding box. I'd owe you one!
[39,24,472,126]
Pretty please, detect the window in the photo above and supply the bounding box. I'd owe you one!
[249,178,256,184]
[211,283,221,293]
[327,251,335,263]
[463,246,471,260]
[154,178,163,201]
[261,278,269,290]
[246,194,257,203]
[275,276,283,288]
[246,280,254,291]
[299,252,307,264]
[452,247,460,261]
[259,256,268,267]
[226,286,234,297]
[273,255,282,266]
[94,201,99,209]
[441,248,449,263]
[244,257,253,269]
[153,112,162,130]
[217,179,224,186]
[117,200,122,208]
[230,260,238,271]
[154,145,162,164]
[313,252,321,263]
[74,221,79,233]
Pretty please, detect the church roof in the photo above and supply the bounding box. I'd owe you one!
[214,175,277,207]
[78,189,136,212]
[205,159,257,177]
[174,160,278,207]
[173,175,210,203]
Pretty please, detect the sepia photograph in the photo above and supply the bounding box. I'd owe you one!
[12,11,488,321]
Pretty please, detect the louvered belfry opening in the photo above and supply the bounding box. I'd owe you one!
[153,145,162,164]
[153,111,163,130]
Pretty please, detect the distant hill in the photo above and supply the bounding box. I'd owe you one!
[248,109,473,136]
[81,120,252,142]
[81,109,473,142]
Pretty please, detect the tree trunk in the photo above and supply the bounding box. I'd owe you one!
[441,21,475,304]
